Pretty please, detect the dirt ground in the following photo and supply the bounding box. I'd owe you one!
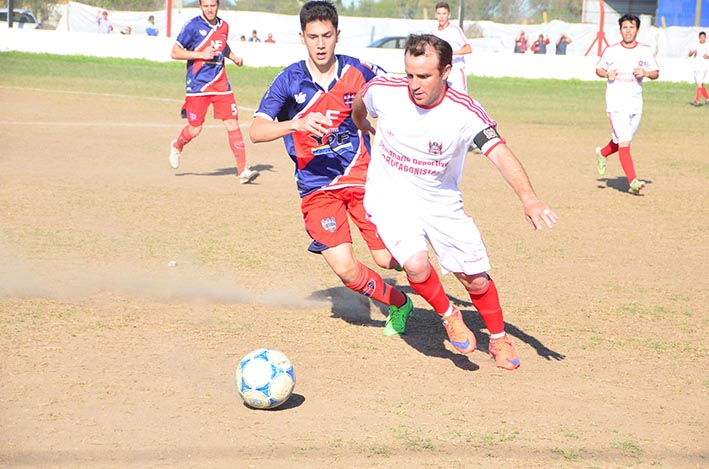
[0,80,707,468]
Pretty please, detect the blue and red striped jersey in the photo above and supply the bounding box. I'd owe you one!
[175,15,232,96]
[254,55,385,197]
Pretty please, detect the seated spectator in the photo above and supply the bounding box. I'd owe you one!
[265,32,275,43]
[146,15,159,36]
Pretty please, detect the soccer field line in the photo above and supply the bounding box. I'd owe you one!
[0,85,257,112]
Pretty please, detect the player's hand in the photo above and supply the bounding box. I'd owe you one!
[233,56,244,67]
[633,67,646,79]
[523,199,559,231]
[358,118,376,137]
[296,113,333,137]
[201,47,216,60]
[606,69,617,81]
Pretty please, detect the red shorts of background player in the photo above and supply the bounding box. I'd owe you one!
[301,186,387,254]
[181,93,238,126]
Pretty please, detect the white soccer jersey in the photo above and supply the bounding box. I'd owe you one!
[360,74,502,210]
[690,40,709,71]
[433,23,468,69]
[597,41,659,114]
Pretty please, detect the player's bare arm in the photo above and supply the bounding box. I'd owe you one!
[486,144,559,230]
[171,42,215,61]
[454,43,472,56]
[596,67,617,81]
[633,68,659,80]
[249,114,333,143]
[225,47,243,67]
[351,94,376,136]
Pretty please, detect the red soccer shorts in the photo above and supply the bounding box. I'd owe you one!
[301,186,386,253]
[182,93,238,126]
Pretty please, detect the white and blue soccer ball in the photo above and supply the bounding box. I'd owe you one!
[235,348,295,409]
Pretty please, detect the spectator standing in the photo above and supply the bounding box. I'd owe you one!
[432,1,471,93]
[249,0,414,337]
[97,10,113,34]
[689,31,709,106]
[514,31,527,53]
[594,14,659,195]
[168,0,259,184]
[146,15,159,36]
[352,34,558,369]
[555,33,572,55]
[531,34,550,54]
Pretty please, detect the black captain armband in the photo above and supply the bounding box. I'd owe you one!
[473,126,502,151]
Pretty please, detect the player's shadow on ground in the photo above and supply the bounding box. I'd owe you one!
[597,176,652,195]
[175,163,275,178]
[308,283,565,372]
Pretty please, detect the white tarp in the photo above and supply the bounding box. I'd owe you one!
[53,0,707,59]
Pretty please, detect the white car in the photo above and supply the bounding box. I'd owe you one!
[0,8,41,29]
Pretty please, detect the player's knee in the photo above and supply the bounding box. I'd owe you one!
[461,273,489,294]
[402,253,430,281]
[190,125,204,138]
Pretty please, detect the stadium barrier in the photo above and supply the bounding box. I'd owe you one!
[0,27,693,83]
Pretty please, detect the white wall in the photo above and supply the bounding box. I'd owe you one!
[0,27,694,83]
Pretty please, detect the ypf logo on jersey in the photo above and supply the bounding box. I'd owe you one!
[428,141,443,155]
[321,216,337,233]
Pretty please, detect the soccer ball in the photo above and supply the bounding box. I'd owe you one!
[235,348,295,409]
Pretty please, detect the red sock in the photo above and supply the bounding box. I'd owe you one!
[228,128,246,175]
[618,146,637,182]
[176,126,194,151]
[696,88,703,102]
[407,266,450,315]
[343,262,406,307]
[468,277,504,335]
[600,140,618,157]
[702,86,709,100]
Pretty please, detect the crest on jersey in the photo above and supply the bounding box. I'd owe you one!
[321,216,337,233]
[295,92,306,104]
[199,29,207,36]
[343,92,355,109]
[428,141,443,155]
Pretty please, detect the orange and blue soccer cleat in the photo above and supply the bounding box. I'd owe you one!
[489,334,520,370]
[441,306,476,354]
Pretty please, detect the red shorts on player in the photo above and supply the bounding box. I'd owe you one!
[181,93,239,126]
[301,186,387,253]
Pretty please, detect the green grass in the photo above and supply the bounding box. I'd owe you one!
[0,50,697,115]
[0,51,282,105]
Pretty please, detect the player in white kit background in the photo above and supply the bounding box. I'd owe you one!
[432,2,471,93]
[352,34,559,370]
[594,14,659,195]
[688,31,709,106]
